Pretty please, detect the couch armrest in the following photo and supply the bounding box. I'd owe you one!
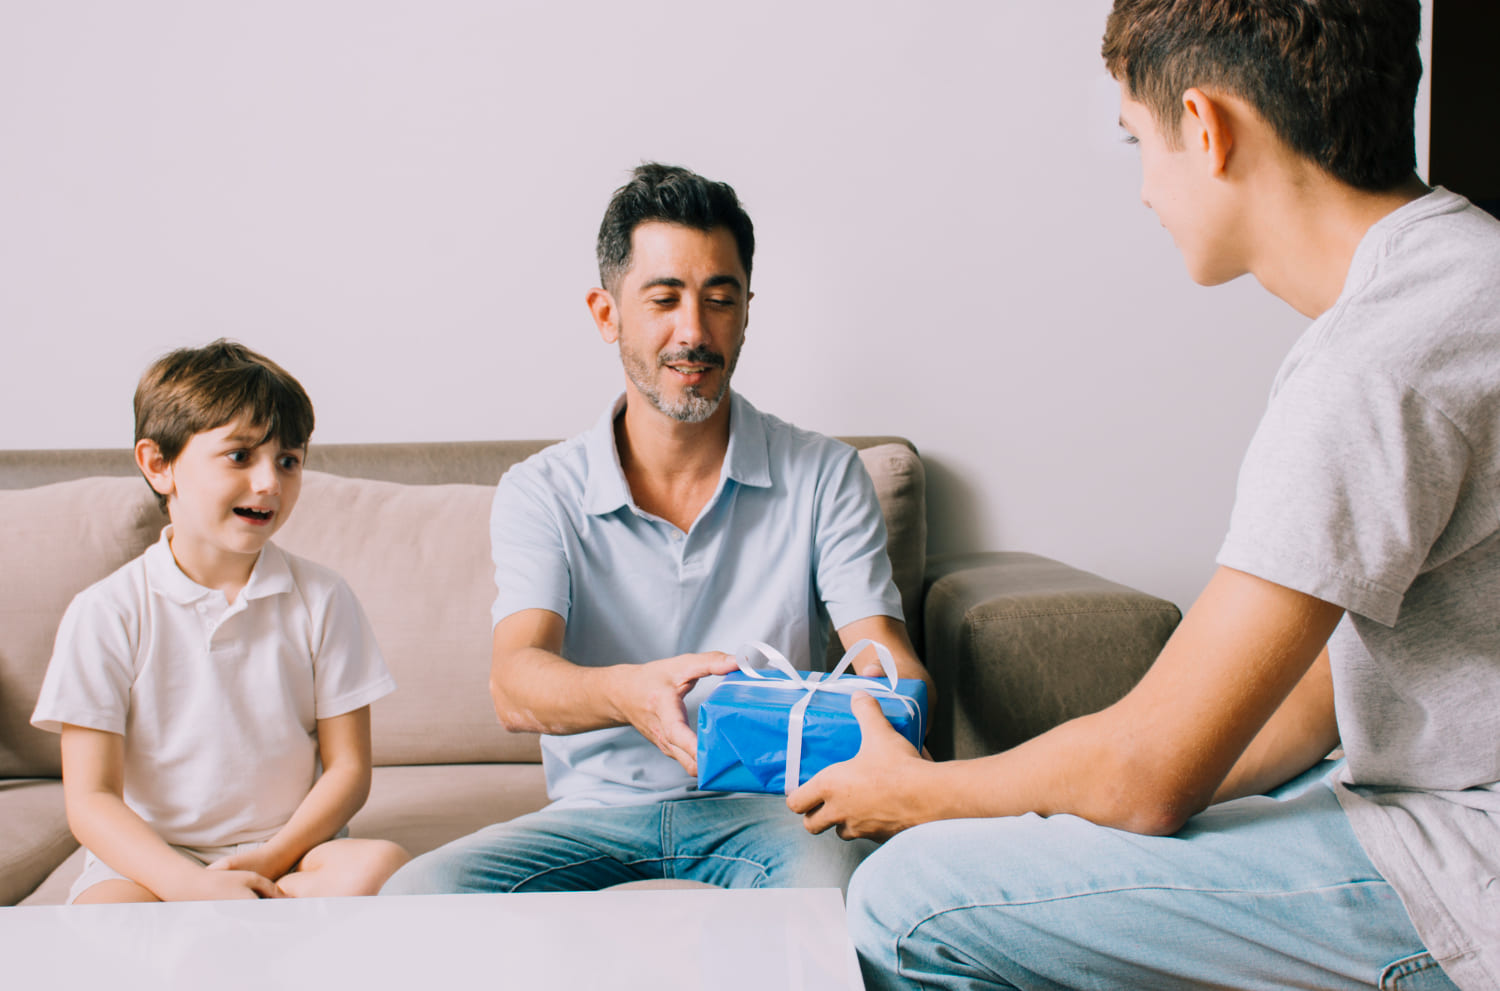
[922,552,1182,760]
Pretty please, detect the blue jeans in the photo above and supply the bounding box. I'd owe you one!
[381,794,872,894]
[849,764,1457,990]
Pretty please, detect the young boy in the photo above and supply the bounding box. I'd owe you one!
[792,2,1499,988]
[32,340,408,903]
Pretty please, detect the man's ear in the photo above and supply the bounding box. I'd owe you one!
[1181,87,1233,176]
[586,287,618,344]
[134,439,174,500]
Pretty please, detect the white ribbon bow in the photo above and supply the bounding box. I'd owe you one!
[731,638,920,795]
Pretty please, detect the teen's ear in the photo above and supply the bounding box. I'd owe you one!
[1181,87,1233,176]
[134,439,175,500]
[587,287,619,344]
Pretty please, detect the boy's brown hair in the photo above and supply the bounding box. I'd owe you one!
[134,340,315,509]
[1102,0,1422,191]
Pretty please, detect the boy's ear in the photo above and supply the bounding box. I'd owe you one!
[587,287,619,344]
[134,439,175,499]
[1181,87,1233,176]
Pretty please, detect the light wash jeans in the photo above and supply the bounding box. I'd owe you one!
[849,763,1457,990]
[381,794,872,894]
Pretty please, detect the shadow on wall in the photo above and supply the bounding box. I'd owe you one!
[923,455,991,559]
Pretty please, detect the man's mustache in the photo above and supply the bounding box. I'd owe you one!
[658,346,725,368]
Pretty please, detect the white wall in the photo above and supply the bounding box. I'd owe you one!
[0,1,1432,612]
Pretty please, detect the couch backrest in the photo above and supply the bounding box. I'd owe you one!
[0,438,924,773]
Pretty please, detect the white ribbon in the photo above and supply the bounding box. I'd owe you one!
[731,638,920,794]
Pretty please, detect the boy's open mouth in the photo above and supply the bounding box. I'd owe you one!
[234,507,273,521]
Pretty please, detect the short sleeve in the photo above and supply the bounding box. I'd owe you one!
[311,578,396,718]
[31,589,136,735]
[489,463,573,627]
[1217,352,1470,626]
[812,446,904,629]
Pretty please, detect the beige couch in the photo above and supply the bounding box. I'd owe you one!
[0,438,1181,906]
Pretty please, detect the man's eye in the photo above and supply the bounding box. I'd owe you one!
[650,297,677,306]
[708,297,737,308]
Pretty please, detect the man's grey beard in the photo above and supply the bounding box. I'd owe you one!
[621,342,739,424]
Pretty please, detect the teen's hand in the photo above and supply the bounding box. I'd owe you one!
[614,651,740,776]
[787,692,931,841]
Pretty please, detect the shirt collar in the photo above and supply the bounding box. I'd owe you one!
[144,525,296,603]
[582,390,772,517]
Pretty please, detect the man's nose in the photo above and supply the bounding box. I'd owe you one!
[674,300,709,345]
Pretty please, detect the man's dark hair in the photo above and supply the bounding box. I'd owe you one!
[1102,0,1422,191]
[596,163,755,293]
[134,339,315,509]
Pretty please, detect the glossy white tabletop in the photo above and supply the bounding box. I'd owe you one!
[0,887,862,990]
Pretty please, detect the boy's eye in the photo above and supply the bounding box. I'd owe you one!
[278,455,302,471]
[226,450,250,464]
[1121,133,1139,146]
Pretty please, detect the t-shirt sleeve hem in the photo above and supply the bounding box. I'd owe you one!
[29,707,124,736]
[492,596,571,629]
[315,674,397,720]
[1216,536,1403,626]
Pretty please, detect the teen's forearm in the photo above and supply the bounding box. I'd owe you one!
[1212,647,1340,803]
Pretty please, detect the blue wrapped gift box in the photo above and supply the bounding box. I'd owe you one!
[696,666,928,795]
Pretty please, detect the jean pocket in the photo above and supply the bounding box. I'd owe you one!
[1379,951,1459,990]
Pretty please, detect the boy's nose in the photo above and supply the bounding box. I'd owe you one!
[250,459,280,493]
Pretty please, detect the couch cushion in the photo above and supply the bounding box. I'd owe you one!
[0,779,79,905]
[273,471,541,767]
[859,443,927,650]
[0,476,166,778]
[349,763,552,859]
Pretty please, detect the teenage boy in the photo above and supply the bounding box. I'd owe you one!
[33,340,408,902]
[792,2,1499,987]
[383,164,931,896]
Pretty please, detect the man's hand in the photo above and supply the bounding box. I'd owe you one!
[787,692,931,841]
[613,651,740,776]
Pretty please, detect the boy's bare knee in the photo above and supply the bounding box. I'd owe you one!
[73,879,160,904]
[283,838,410,897]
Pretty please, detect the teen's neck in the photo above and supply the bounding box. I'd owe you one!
[167,530,258,605]
[614,394,732,533]
[1251,172,1429,319]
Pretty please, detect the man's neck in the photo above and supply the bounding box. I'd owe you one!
[613,391,733,532]
[1249,172,1429,318]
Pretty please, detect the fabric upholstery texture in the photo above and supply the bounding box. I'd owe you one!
[273,471,540,767]
[0,476,167,778]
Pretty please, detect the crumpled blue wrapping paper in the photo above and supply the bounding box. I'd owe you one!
[695,671,928,794]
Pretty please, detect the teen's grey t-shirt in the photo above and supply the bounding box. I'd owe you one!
[1217,188,1500,989]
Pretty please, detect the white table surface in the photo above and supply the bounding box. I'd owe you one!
[0,887,863,990]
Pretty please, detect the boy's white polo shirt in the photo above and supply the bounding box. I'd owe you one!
[32,527,394,848]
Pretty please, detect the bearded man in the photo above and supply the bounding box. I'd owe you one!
[384,163,929,895]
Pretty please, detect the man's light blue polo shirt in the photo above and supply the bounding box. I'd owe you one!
[489,391,903,809]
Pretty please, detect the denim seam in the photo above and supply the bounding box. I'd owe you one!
[895,879,1396,987]
[512,853,772,890]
